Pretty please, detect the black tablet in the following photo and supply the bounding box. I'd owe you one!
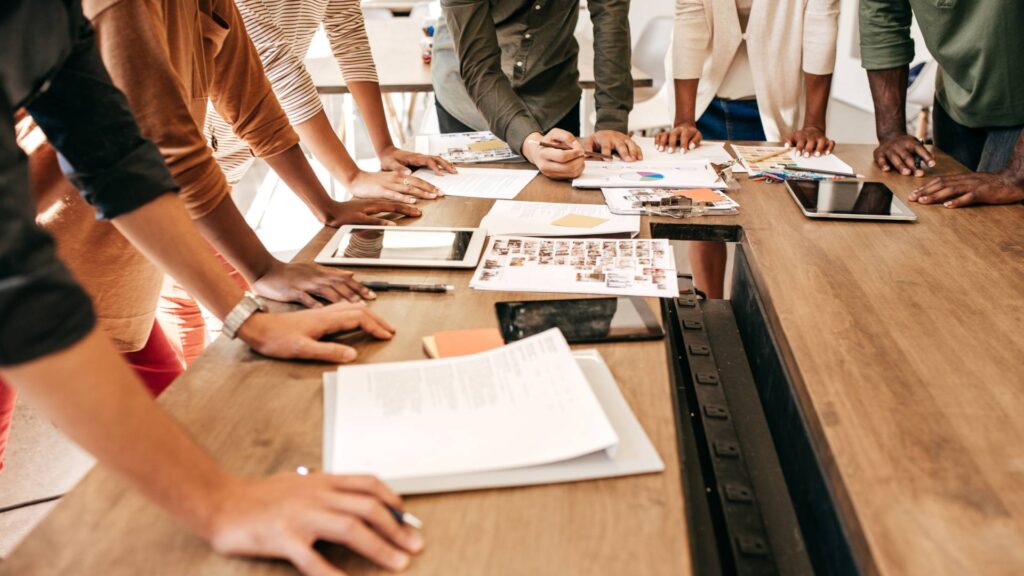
[785,180,917,221]
[495,297,664,344]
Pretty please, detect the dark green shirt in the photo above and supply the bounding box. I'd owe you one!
[433,0,633,153]
[859,0,1024,129]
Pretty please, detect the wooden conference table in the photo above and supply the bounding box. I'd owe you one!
[4,146,1024,575]
[307,19,653,94]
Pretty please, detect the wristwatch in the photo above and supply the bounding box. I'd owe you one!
[222,292,267,340]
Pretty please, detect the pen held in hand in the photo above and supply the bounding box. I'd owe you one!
[538,141,613,161]
[295,467,423,529]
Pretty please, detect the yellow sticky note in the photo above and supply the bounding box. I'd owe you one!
[551,213,609,228]
[467,139,507,152]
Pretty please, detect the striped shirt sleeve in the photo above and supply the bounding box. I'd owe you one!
[323,0,379,84]
[234,0,324,125]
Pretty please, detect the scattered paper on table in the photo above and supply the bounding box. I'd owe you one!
[329,328,619,480]
[414,167,537,199]
[480,200,639,237]
[633,137,736,165]
[422,131,520,163]
[731,144,854,175]
[573,161,725,189]
[551,214,609,228]
[471,236,679,298]
[601,188,739,215]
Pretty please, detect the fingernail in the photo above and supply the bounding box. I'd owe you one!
[342,349,357,362]
[784,142,791,148]
[814,152,821,157]
[387,221,397,226]
[944,201,953,208]
[409,532,425,552]
[391,553,410,570]
[929,160,936,167]
[365,290,376,299]
[408,198,417,204]
[688,142,696,150]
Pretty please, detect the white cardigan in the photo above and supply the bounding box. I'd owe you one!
[673,0,840,141]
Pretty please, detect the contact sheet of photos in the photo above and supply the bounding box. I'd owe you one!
[470,236,680,298]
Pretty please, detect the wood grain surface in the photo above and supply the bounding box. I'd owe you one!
[4,145,1023,575]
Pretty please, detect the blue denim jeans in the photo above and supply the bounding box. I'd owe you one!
[933,100,1023,172]
[696,97,767,141]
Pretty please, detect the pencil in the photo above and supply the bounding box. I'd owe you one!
[784,165,863,178]
[539,141,614,161]
[748,148,790,164]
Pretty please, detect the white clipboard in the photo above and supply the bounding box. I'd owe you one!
[322,349,664,495]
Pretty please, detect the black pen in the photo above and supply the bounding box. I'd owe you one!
[363,281,454,293]
[295,466,423,529]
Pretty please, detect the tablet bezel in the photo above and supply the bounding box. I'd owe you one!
[784,180,918,222]
[495,296,665,345]
[314,225,488,268]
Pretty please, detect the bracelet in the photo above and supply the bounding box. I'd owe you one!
[222,292,267,340]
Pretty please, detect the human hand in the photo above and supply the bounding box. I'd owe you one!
[252,261,374,307]
[379,145,457,177]
[319,199,422,228]
[347,170,441,205]
[654,121,702,153]
[874,134,936,177]
[208,473,423,575]
[521,129,586,180]
[784,126,835,157]
[238,301,395,363]
[908,172,1024,208]
[584,130,643,161]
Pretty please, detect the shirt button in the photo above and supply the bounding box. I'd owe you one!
[525,33,531,39]
[516,61,524,67]
[534,4,541,10]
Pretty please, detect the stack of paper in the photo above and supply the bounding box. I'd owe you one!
[470,236,679,298]
[413,167,538,199]
[327,329,617,480]
[731,144,855,175]
[420,131,521,163]
[572,161,726,190]
[323,332,664,495]
[480,200,641,237]
[601,188,739,215]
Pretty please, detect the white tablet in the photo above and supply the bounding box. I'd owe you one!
[785,180,917,222]
[314,225,487,268]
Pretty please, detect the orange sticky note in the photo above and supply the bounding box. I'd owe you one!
[673,188,721,203]
[551,213,609,228]
[432,328,505,358]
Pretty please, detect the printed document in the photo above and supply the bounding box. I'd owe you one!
[573,161,725,190]
[471,236,679,298]
[422,131,520,163]
[602,188,739,215]
[414,167,538,199]
[480,200,641,237]
[328,329,618,480]
[731,144,855,175]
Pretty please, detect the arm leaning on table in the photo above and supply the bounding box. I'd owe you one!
[585,0,641,161]
[442,0,586,179]
[230,0,452,208]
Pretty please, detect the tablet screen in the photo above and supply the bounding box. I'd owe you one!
[787,180,902,216]
[496,297,664,344]
[335,227,475,261]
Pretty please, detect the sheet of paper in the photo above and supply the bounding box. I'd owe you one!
[423,131,520,163]
[414,167,538,199]
[633,137,735,164]
[573,161,726,190]
[480,200,640,237]
[601,188,739,215]
[731,144,855,175]
[551,214,608,228]
[330,329,619,480]
[471,236,679,298]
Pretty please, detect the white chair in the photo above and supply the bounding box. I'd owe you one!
[906,59,938,141]
[627,16,675,134]
[362,7,394,20]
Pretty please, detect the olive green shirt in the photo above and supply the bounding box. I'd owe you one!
[859,0,1024,129]
[434,0,633,154]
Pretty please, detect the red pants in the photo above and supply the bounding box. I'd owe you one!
[0,322,183,472]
